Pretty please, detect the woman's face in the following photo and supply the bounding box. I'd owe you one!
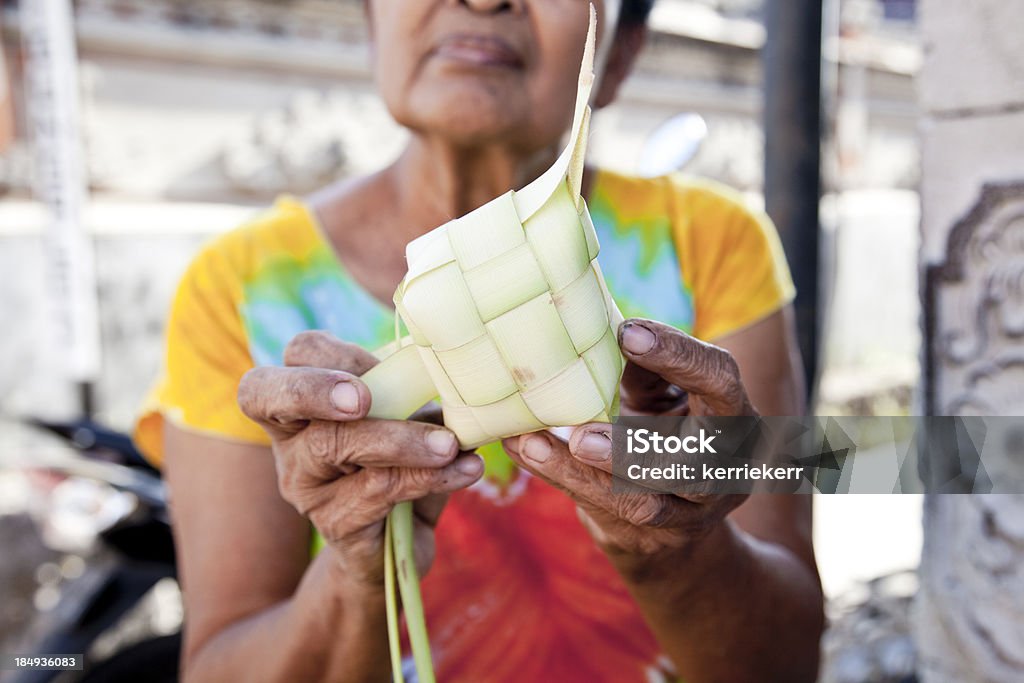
[368,0,605,153]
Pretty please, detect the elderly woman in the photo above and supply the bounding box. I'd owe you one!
[136,1,824,681]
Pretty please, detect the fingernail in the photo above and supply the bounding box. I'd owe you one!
[456,456,483,477]
[331,381,361,414]
[622,323,656,355]
[426,429,457,458]
[575,431,611,462]
[522,436,552,464]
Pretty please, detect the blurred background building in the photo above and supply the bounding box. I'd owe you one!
[0,1,932,680]
[0,0,921,427]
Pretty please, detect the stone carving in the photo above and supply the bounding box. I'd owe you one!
[919,179,1024,683]
[945,357,1024,417]
[924,181,1024,416]
[917,494,1024,682]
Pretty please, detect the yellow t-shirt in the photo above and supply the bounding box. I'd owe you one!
[133,170,794,683]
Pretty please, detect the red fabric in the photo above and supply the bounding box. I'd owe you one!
[418,473,664,682]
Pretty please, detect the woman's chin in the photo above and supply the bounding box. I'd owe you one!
[393,87,538,147]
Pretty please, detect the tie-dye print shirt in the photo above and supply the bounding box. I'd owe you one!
[135,170,794,683]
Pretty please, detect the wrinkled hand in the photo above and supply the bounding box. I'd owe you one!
[502,319,754,557]
[238,331,484,586]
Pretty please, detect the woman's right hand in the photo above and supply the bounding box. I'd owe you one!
[237,331,484,587]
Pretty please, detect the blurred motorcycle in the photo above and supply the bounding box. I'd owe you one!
[9,418,179,683]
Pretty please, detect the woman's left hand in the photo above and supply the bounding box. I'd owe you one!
[502,318,755,557]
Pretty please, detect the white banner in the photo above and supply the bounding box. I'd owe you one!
[21,0,101,383]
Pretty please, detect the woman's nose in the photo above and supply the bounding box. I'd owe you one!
[458,0,523,14]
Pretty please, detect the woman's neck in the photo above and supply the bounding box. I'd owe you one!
[309,133,594,305]
[383,134,557,244]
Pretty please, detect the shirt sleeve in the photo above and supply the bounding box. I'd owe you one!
[669,176,797,342]
[134,234,271,468]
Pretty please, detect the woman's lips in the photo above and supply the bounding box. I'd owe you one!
[431,35,524,69]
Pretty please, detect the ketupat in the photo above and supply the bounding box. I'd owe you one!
[360,7,621,681]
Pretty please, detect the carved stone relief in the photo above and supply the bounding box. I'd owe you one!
[919,180,1024,683]
[925,182,1024,416]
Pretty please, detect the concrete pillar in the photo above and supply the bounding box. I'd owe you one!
[917,1,1024,681]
